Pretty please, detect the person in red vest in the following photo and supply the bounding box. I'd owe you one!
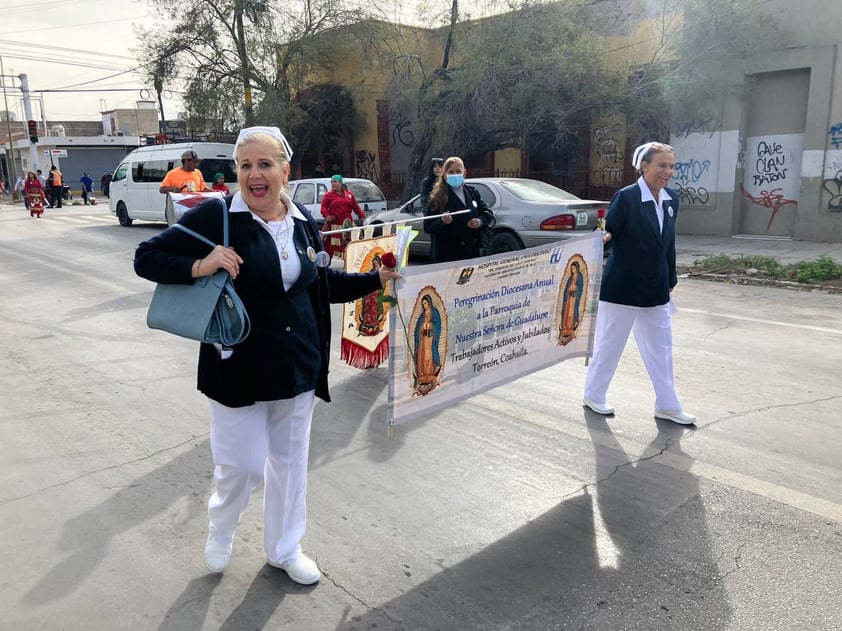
[320,174,365,259]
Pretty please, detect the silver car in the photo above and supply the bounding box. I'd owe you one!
[365,178,608,257]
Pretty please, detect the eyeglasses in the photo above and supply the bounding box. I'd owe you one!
[431,158,444,166]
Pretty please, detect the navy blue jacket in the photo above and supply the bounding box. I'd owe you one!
[134,195,381,407]
[424,185,492,263]
[600,183,678,308]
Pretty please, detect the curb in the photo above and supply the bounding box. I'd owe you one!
[680,272,841,294]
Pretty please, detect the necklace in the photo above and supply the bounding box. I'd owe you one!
[269,216,294,260]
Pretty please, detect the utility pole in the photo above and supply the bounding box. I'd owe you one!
[0,56,18,200]
[19,73,39,172]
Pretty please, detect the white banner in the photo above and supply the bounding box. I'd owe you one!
[388,231,603,425]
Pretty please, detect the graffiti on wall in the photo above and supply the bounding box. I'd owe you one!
[356,150,380,184]
[669,117,724,206]
[674,116,722,140]
[389,111,414,147]
[750,140,790,186]
[822,170,842,210]
[829,123,842,150]
[593,124,624,185]
[739,184,798,231]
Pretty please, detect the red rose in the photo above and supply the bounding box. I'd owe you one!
[381,252,397,268]
[597,208,606,219]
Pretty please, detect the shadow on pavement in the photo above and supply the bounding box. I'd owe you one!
[23,440,211,606]
[157,565,316,631]
[336,414,731,630]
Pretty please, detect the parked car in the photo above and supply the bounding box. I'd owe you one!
[364,178,608,257]
[288,177,388,228]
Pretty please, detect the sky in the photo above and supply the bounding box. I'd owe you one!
[0,0,464,124]
[0,0,183,122]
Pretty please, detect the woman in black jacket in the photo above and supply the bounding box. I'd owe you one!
[423,156,494,263]
[419,156,444,213]
[134,126,399,584]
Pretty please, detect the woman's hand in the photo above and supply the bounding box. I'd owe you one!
[467,217,481,229]
[377,266,402,288]
[603,232,612,245]
[441,212,453,225]
[195,245,244,279]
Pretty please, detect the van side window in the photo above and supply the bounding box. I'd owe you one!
[316,184,328,203]
[132,160,172,183]
[112,163,128,182]
[292,183,315,205]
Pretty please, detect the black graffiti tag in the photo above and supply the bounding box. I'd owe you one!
[753,140,788,186]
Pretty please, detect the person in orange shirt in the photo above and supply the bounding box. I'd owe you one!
[159,149,209,194]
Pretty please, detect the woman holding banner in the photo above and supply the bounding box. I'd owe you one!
[424,156,494,263]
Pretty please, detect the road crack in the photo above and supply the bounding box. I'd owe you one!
[0,433,208,506]
[322,572,405,628]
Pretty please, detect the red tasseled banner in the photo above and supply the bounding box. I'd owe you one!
[341,335,390,369]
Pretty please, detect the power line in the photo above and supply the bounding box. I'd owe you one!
[0,0,101,16]
[0,14,148,37]
[0,52,127,72]
[0,39,137,61]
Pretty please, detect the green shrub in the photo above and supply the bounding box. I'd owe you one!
[792,256,842,283]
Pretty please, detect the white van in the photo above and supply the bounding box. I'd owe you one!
[109,142,237,226]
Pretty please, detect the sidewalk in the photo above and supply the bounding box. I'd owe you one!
[676,234,842,266]
[4,196,839,266]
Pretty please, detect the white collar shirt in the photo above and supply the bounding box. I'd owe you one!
[636,176,672,233]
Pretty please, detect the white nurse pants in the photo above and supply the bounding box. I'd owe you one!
[207,391,315,565]
[584,301,682,412]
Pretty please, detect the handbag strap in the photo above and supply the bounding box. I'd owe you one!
[172,197,229,248]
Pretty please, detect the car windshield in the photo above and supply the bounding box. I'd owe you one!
[346,181,385,203]
[497,179,580,202]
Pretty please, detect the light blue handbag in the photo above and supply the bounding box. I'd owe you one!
[146,198,250,345]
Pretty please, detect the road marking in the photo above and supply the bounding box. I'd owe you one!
[49,216,90,224]
[45,214,116,225]
[681,307,842,336]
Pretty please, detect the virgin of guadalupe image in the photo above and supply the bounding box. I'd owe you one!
[356,252,389,336]
[555,255,588,346]
[408,289,447,396]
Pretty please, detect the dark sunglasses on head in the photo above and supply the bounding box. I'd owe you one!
[431,157,444,166]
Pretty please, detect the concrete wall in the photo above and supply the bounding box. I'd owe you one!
[670,0,842,241]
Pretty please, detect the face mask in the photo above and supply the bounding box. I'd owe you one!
[446,174,464,188]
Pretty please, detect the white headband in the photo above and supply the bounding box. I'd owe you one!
[234,126,294,161]
[631,141,672,170]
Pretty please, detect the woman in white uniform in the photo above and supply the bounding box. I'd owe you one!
[583,141,696,425]
[134,126,400,583]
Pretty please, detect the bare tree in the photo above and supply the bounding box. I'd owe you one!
[135,0,370,132]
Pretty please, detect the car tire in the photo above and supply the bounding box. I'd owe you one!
[116,202,133,227]
[371,221,384,238]
[489,231,523,253]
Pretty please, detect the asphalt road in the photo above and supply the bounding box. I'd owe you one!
[1,205,840,631]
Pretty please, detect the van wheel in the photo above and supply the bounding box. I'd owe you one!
[371,221,384,238]
[490,231,522,253]
[116,202,133,227]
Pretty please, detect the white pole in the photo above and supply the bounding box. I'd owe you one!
[19,73,39,172]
